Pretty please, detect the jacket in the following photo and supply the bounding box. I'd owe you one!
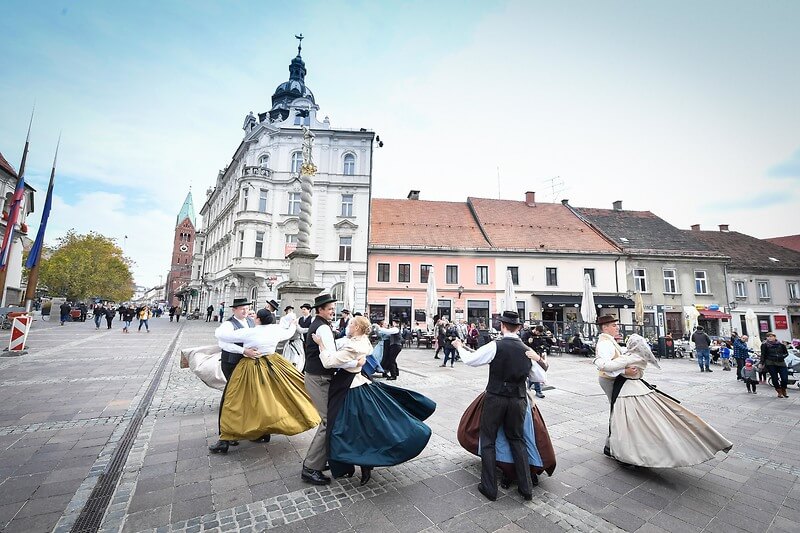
[740,365,759,381]
[691,331,712,350]
[761,341,788,367]
[733,338,750,360]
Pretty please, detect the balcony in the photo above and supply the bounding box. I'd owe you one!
[230,256,272,275]
[242,166,272,178]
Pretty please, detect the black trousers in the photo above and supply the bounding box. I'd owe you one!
[735,358,745,379]
[479,393,532,499]
[105,316,114,328]
[384,345,402,377]
[218,360,239,440]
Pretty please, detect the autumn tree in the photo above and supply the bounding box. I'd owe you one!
[37,231,134,302]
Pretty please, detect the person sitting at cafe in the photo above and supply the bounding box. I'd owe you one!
[568,332,591,356]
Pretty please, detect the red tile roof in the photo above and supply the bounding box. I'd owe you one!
[767,235,800,253]
[467,198,620,252]
[370,198,491,249]
[0,151,17,178]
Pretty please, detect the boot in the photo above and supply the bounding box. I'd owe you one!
[776,389,783,398]
[781,388,789,398]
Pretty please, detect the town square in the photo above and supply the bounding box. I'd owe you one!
[1,2,799,532]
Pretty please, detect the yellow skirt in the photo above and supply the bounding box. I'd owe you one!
[220,354,321,440]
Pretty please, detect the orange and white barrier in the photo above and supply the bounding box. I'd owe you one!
[8,314,32,352]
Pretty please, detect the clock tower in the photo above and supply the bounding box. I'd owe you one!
[165,191,196,307]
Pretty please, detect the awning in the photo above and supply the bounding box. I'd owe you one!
[537,295,634,308]
[699,309,731,320]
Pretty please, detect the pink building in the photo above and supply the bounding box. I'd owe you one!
[368,195,497,327]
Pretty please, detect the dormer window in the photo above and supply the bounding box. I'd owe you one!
[343,153,355,175]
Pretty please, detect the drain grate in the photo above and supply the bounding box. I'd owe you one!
[70,325,184,533]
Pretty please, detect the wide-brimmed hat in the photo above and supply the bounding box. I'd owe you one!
[341,309,350,315]
[497,310,522,326]
[300,303,312,310]
[597,315,618,326]
[266,299,279,310]
[229,298,252,308]
[284,305,294,312]
[313,293,337,309]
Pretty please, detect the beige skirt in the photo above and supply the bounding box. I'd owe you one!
[609,387,732,468]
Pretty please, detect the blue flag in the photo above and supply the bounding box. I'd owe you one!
[25,174,53,269]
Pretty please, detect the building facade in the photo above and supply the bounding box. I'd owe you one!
[165,192,196,307]
[196,44,373,312]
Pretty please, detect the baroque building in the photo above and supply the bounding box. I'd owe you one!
[165,191,196,307]
[196,42,373,311]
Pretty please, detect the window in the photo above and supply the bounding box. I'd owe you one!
[285,234,298,244]
[291,152,303,174]
[446,265,459,284]
[258,189,268,213]
[788,281,800,301]
[476,266,489,285]
[250,287,258,309]
[420,264,432,284]
[516,301,526,320]
[663,269,677,293]
[241,187,249,211]
[757,281,770,300]
[339,236,352,261]
[398,264,410,283]
[546,267,558,287]
[341,194,354,217]
[259,154,269,168]
[288,192,301,215]
[734,280,747,298]
[254,231,264,258]
[377,263,390,282]
[694,270,708,294]
[584,268,596,287]
[343,154,355,175]
[507,266,519,285]
[237,231,244,257]
[633,269,647,292]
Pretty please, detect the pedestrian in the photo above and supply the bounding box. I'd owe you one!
[741,358,758,394]
[733,334,750,380]
[337,309,351,338]
[720,342,732,371]
[122,306,136,333]
[93,303,104,329]
[117,305,125,321]
[59,301,72,326]
[440,321,459,368]
[138,306,151,332]
[467,322,480,350]
[79,302,88,322]
[300,293,338,485]
[761,332,789,398]
[527,351,548,399]
[105,306,115,329]
[206,304,214,322]
[208,298,261,454]
[451,310,534,502]
[434,318,446,360]
[218,303,225,322]
[692,326,713,372]
[169,306,175,322]
[175,305,182,322]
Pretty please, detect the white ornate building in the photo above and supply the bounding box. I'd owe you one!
[195,42,373,312]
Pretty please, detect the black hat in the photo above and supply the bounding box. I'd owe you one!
[597,315,618,326]
[313,293,337,309]
[497,310,522,326]
[229,298,252,308]
[341,309,350,315]
[266,299,279,311]
[284,305,294,312]
[300,303,312,310]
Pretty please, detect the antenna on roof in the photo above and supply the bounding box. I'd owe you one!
[542,176,567,203]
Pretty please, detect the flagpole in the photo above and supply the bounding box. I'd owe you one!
[24,134,59,312]
[0,107,34,307]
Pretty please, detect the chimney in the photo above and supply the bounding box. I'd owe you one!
[612,200,622,211]
[690,224,700,231]
[407,190,420,200]
[525,191,536,206]
[719,224,729,232]
[561,199,569,205]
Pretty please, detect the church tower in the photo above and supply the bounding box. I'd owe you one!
[165,191,196,306]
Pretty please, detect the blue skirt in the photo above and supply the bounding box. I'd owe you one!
[328,379,435,475]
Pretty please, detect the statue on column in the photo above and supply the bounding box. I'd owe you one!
[297,126,316,252]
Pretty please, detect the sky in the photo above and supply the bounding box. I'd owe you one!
[1,0,798,288]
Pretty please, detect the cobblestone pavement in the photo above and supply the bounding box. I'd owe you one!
[1,318,799,532]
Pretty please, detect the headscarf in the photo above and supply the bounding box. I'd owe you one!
[624,334,661,369]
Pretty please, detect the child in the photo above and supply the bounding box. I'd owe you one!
[720,343,732,371]
[740,358,758,394]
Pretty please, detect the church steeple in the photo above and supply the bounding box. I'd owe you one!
[177,191,195,227]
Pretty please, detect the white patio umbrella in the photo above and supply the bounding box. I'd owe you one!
[745,309,761,352]
[685,306,700,346]
[503,269,517,312]
[580,273,597,337]
[425,267,438,331]
[634,291,645,333]
[343,264,356,313]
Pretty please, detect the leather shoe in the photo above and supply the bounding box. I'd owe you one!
[229,440,239,446]
[705,368,713,372]
[518,489,533,501]
[500,475,511,490]
[531,473,539,486]
[208,440,229,454]
[250,434,271,443]
[335,464,355,478]
[359,466,372,486]
[301,466,331,485]
[477,484,497,501]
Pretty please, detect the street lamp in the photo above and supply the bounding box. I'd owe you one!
[457,285,464,299]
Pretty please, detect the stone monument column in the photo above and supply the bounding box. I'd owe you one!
[278,126,324,310]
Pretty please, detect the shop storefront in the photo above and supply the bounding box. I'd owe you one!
[467,300,490,329]
[697,308,731,337]
[389,298,412,326]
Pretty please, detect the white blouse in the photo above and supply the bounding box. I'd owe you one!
[215,319,297,355]
[319,335,373,388]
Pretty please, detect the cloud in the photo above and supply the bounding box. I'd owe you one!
[768,148,800,179]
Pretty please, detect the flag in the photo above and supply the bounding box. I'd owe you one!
[0,175,26,270]
[25,174,53,269]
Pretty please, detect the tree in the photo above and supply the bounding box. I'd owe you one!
[37,231,134,302]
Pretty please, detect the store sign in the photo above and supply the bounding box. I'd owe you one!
[774,315,788,330]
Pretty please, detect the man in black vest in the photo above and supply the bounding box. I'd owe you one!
[208,298,261,454]
[453,310,537,501]
[301,293,338,485]
[263,299,279,325]
[298,303,313,343]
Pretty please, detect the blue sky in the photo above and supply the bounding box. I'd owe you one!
[2,0,799,287]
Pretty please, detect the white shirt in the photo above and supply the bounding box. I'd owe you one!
[594,333,624,377]
[215,320,296,354]
[215,316,252,354]
[456,332,521,366]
